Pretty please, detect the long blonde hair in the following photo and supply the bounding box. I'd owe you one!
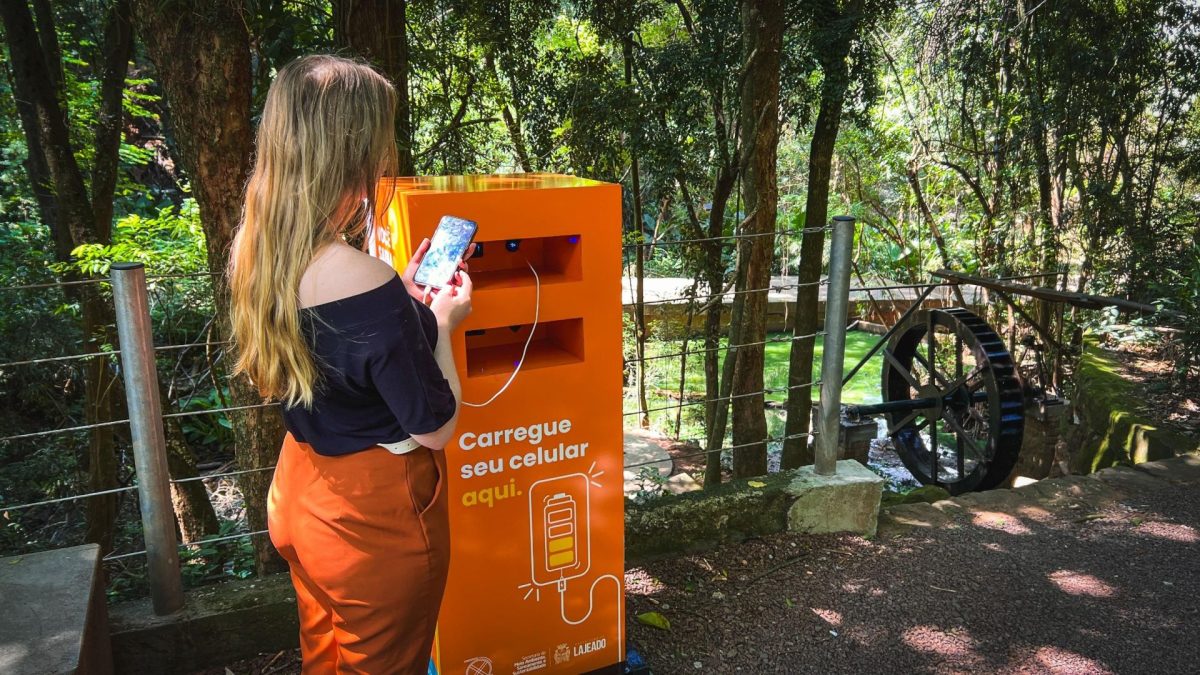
[229,55,398,407]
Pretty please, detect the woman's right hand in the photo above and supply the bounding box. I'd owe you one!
[428,271,473,332]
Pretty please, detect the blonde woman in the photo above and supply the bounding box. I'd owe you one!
[229,55,472,673]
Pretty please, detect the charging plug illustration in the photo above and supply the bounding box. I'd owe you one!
[519,467,624,663]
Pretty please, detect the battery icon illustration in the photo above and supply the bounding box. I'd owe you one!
[543,493,578,571]
[528,474,591,587]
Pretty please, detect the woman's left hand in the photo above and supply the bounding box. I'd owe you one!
[402,240,476,302]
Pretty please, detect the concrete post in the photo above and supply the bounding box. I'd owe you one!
[815,216,856,476]
[111,262,183,615]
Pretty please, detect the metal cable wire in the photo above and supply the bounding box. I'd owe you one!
[0,352,116,369]
[161,402,275,420]
[626,379,822,417]
[0,419,130,443]
[2,464,277,512]
[0,402,275,443]
[636,279,828,307]
[0,484,139,512]
[0,271,222,293]
[0,277,110,292]
[621,431,817,471]
[849,281,953,293]
[170,465,277,485]
[103,528,271,562]
[621,226,831,251]
[0,340,231,370]
[145,272,222,281]
[626,330,825,365]
[157,340,231,353]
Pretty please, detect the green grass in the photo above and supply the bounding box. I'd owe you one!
[625,330,884,442]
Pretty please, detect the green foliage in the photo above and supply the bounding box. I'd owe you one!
[68,199,206,276]
[177,386,235,452]
[179,520,257,588]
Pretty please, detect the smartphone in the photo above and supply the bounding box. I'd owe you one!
[413,215,478,289]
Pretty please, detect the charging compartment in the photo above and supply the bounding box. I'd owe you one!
[469,234,583,290]
[465,317,584,377]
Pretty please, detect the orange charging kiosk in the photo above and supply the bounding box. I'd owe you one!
[373,175,625,675]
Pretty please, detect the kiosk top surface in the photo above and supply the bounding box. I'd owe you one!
[381,173,609,194]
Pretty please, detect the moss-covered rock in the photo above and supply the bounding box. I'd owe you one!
[109,573,298,673]
[1070,342,1197,473]
[900,485,952,504]
[625,472,797,564]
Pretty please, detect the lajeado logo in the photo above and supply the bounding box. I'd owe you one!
[573,637,606,657]
[553,643,571,665]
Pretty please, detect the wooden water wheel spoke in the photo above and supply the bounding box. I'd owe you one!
[941,411,985,461]
[883,347,923,390]
[887,409,921,436]
[910,350,950,389]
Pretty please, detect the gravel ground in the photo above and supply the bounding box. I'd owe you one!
[209,461,1199,675]
[625,463,1200,674]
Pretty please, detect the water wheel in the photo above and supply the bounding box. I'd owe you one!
[877,307,1025,494]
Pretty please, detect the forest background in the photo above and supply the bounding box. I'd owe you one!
[1,0,1197,596]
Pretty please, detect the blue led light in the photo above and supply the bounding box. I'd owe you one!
[568,235,580,244]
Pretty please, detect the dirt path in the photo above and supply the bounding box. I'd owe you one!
[210,458,1199,674]
[625,456,1200,674]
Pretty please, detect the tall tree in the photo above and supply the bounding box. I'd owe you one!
[333,0,414,175]
[1,0,217,549]
[132,0,285,573]
[727,0,784,478]
[0,0,126,551]
[782,0,893,470]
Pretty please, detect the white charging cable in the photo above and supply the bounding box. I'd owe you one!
[462,260,540,408]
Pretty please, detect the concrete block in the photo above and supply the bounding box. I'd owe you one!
[0,544,112,675]
[784,460,884,537]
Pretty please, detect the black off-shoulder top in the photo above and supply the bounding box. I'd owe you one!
[280,275,456,456]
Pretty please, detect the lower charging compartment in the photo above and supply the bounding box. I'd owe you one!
[464,317,584,378]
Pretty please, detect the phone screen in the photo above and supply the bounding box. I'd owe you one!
[414,215,477,288]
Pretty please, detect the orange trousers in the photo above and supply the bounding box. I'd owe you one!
[268,433,450,674]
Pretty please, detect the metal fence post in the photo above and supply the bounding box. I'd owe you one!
[111,262,184,615]
[815,216,856,476]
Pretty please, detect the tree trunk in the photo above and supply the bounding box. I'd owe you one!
[701,178,735,487]
[133,0,285,575]
[675,280,700,437]
[781,32,851,470]
[0,0,137,553]
[624,37,650,430]
[163,417,221,542]
[729,0,783,479]
[486,52,533,172]
[678,172,737,488]
[906,162,967,306]
[333,0,414,175]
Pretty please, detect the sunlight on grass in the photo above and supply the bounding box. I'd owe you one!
[624,330,884,442]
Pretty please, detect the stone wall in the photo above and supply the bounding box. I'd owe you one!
[1067,342,1197,473]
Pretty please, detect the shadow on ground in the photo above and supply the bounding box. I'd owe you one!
[625,462,1200,674]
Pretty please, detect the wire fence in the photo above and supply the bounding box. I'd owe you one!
[0,228,1082,605]
[625,330,826,365]
[621,225,831,250]
[103,528,271,563]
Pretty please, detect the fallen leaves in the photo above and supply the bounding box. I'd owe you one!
[636,611,671,631]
